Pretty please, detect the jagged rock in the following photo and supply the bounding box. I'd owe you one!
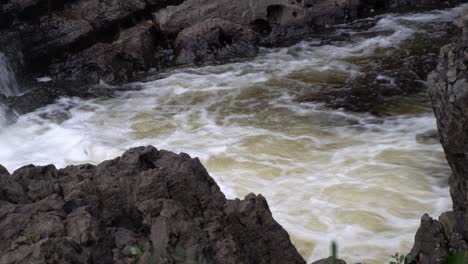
[0,146,305,264]
[174,18,259,65]
[49,21,162,84]
[429,12,468,240]
[409,214,449,264]
[1,0,461,88]
[0,165,8,176]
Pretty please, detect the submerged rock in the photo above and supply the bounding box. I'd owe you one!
[0,146,305,264]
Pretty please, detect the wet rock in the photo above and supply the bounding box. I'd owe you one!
[49,21,162,84]
[0,165,9,176]
[0,0,462,94]
[0,80,144,114]
[0,146,305,264]
[416,129,440,145]
[409,214,448,264]
[311,257,347,264]
[174,18,259,65]
[439,211,456,236]
[429,12,468,240]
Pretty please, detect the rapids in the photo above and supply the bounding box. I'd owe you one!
[0,5,466,263]
[0,53,19,97]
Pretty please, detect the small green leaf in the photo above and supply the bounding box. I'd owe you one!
[406,254,414,263]
[400,255,405,263]
[130,246,141,257]
[390,261,397,264]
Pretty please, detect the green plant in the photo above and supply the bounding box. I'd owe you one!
[447,253,468,264]
[28,232,37,244]
[389,253,414,264]
[329,241,337,264]
[130,242,147,263]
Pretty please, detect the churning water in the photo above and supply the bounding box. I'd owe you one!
[0,5,465,263]
[0,53,19,97]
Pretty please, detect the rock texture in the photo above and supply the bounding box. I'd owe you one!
[0,146,306,264]
[174,18,259,65]
[0,0,462,89]
[409,8,468,263]
[429,11,468,241]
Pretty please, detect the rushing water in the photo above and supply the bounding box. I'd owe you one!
[0,53,19,97]
[0,5,465,263]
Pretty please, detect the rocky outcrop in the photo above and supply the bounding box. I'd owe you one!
[429,11,468,241]
[1,0,462,90]
[0,146,306,264]
[174,18,259,65]
[409,8,468,263]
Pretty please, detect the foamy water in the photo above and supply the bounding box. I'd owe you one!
[0,53,19,97]
[0,5,464,263]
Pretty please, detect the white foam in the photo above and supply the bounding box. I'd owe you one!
[0,53,19,97]
[0,5,464,263]
[36,76,53,83]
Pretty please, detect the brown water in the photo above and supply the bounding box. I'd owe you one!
[0,5,465,263]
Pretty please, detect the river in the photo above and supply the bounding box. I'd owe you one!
[0,5,465,263]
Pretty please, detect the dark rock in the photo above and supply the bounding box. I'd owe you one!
[0,81,142,114]
[409,214,448,264]
[174,18,259,65]
[49,20,162,84]
[429,13,468,240]
[448,232,468,254]
[311,257,347,264]
[1,0,461,89]
[0,165,9,176]
[416,129,440,145]
[439,211,456,236]
[0,146,305,264]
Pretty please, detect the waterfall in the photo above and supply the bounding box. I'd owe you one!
[0,53,19,97]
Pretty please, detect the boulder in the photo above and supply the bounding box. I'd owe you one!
[409,214,449,264]
[311,257,347,264]
[0,146,306,264]
[174,18,259,65]
[50,20,162,84]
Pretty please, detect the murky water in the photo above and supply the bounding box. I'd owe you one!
[0,5,465,263]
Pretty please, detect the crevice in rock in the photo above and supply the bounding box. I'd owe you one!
[251,19,272,37]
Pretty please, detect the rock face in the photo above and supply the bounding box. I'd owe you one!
[0,146,306,264]
[0,0,462,89]
[409,9,468,263]
[174,18,259,65]
[429,12,468,241]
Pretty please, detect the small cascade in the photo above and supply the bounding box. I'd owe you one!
[0,52,19,97]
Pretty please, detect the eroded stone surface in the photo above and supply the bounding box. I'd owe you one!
[0,146,305,264]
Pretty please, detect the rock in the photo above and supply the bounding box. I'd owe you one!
[1,0,460,89]
[429,12,468,240]
[448,232,468,254]
[416,130,440,145]
[174,18,259,65]
[439,211,456,236]
[49,21,163,84]
[311,257,347,264]
[0,146,306,264]
[409,214,448,264]
[0,165,9,176]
